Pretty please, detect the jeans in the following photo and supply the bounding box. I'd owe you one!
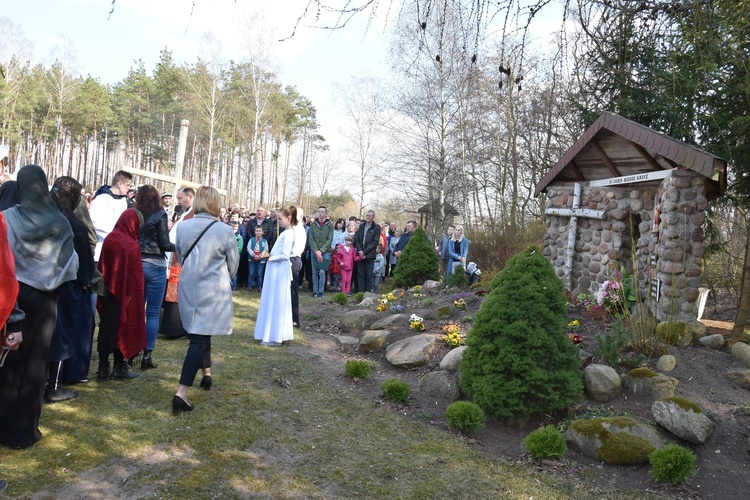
[372,274,382,294]
[143,261,167,351]
[179,334,212,387]
[248,260,265,289]
[311,254,330,295]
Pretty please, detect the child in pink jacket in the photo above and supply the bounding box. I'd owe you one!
[336,236,357,293]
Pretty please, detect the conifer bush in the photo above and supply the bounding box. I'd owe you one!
[459,246,583,424]
[345,360,372,379]
[649,444,697,483]
[523,425,567,459]
[392,228,441,288]
[381,379,410,403]
[444,401,485,432]
[446,265,468,288]
[331,292,348,305]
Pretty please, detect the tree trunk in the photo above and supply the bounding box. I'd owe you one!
[731,223,750,341]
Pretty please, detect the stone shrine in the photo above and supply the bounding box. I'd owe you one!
[535,112,726,321]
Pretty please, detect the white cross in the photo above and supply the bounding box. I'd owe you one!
[545,183,605,290]
[129,120,227,199]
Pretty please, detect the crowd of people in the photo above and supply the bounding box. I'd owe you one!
[0,156,473,451]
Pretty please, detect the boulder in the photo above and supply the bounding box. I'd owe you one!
[422,280,442,294]
[726,369,750,390]
[731,342,750,369]
[386,334,436,368]
[656,355,676,372]
[333,335,359,353]
[358,330,391,353]
[684,320,707,342]
[651,398,715,444]
[364,292,381,300]
[622,368,678,399]
[698,334,725,349]
[565,417,664,464]
[370,314,406,330]
[656,321,691,347]
[418,371,460,401]
[358,297,377,308]
[440,345,468,371]
[583,364,622,402]
[340,310,378,334]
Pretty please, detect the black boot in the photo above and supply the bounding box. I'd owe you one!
[141,349,158,370]
[112,361,139,380]
[96,354,111,381]
[45,361,79,403]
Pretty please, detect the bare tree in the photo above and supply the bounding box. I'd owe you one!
[333,75,386,216]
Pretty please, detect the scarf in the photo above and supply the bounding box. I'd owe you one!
[0,212,18,326]
[0,180,18,210]
[2,165,78,291]
[98,208,145,359]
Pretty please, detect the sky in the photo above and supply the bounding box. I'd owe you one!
[2,0,392,166]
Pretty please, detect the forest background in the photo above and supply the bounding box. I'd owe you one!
[1,0,749,326]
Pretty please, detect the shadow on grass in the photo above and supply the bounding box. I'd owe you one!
[0,293,636,498]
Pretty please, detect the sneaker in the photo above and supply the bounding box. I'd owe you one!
[261,341,282,347]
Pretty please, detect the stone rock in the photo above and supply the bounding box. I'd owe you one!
[358,330,391,353]
[583,364,622,402]
[699,334,725,349]
[656,355,676,372]
[370,314,406,330]
[732,342,750,368]
[437,306,453,319]
[565,417,664,464]
[358,297,377,308]
[622,371,678,399]
[422,280,442,294]
[726,369,750,390]
[685,320,707,342]
[340,310,379,334]
[333,335,359,353]
[386,334,436,368]
[440,345,467,371]
[656,322,691,347]
[651,399,715,444]
[418,371,460,401]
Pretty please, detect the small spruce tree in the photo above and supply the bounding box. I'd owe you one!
[459,246,583,424]
[392,227,441,288]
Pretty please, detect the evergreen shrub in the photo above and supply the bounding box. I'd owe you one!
[444,401,485,432]
[446,265,468,288]
[345,360,372,379]
[381,379,410,403]
[392,228,441,288]
[649,444,697,483]
[523,425,567,459]
[459,246,583,424]
[331,292,348,305]
[353,292,365,303]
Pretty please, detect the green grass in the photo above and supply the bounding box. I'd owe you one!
[0,293,645,498]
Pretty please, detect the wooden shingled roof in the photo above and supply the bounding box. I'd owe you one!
[535,112,727,200]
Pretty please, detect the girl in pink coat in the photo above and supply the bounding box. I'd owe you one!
[336,235,357,293]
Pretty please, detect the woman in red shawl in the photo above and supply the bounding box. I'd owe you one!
[96,208,145,380]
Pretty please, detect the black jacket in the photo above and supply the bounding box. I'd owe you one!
[139,209,175,257]
[354,222,381,259]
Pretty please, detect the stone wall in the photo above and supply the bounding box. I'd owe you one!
[543,170,707,321]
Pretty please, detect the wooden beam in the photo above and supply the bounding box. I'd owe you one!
[591,140,621,177]
[658,155,680,169]
[628,140,667,170]
[570,160,586,181]
[129,168,228,196]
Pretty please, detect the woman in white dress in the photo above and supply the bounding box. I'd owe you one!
[254,206,297,346]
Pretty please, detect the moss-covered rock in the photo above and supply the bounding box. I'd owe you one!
[628,367,658,378]
[622,370,678,399]
[565,416,664,464]
[437,305,452,319]
[664,396,702,414]
[656,321,691,347]
[651,398,715,444]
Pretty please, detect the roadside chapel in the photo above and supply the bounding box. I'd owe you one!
[535,112,726,321]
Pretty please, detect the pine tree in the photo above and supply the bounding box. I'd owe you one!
[460,246,583,424]
[392,227,441,288]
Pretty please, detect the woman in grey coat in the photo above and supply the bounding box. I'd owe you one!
[172,186,239,414]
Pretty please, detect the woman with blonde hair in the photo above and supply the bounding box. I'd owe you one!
[172,186,239,414]
[447,225,469,275]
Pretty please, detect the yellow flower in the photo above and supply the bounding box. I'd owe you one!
[568,319,580,328]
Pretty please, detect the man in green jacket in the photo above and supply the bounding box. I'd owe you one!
[309,206,334,298]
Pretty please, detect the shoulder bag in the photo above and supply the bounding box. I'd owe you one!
[181,220,218,265]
